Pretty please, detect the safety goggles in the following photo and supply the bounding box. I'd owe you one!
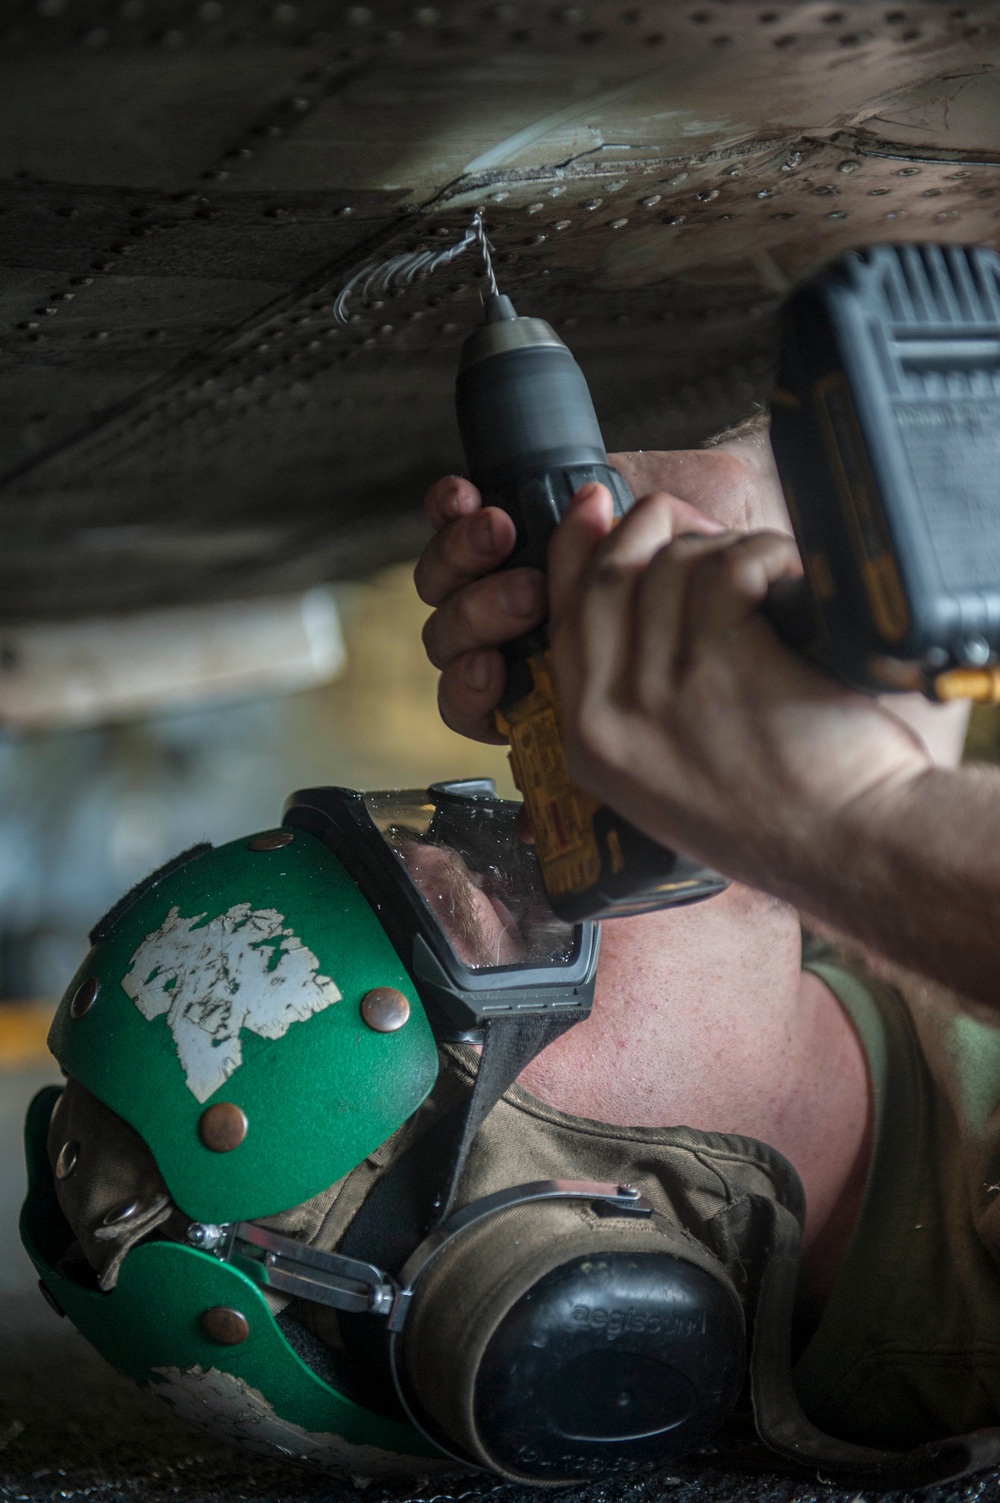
[284,779,600,1035]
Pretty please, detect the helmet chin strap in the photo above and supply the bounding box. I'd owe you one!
[331,1010,581,1420]
[342,1011,579,1272]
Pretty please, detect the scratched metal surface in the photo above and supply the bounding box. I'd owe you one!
[1,0,999,620]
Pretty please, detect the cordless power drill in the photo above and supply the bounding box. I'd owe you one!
[455,291,729,922]
[455,242,1000,924]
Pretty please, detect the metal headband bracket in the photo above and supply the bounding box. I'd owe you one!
[187,1179,650,1327]
[188,1219,398,1317]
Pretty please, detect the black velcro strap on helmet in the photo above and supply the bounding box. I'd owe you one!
[433,1011,576,1225]
[334,1012,577,1418]
[89,843,212,945]
[343,1011,577,1270]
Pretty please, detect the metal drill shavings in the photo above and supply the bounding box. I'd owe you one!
[333,211,496,323]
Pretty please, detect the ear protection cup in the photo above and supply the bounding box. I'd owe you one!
[397,1198,745,1484]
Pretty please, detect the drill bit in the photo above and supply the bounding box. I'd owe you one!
[472,211,498,300]
[333,211,498,323]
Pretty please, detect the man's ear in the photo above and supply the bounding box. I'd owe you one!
[708,425,793,536]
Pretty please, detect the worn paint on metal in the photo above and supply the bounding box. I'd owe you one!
[0,3,998,619]
[146,1365,454,1477]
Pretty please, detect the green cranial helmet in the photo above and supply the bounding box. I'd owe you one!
[20,781,601,1480]
[21,813,446,1474]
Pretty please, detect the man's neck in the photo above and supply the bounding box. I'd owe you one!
[517,883,872,1271]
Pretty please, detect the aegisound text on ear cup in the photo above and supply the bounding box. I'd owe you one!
[473,1249,745,1480]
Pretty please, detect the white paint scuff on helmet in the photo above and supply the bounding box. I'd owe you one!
[122,905,342,1102]
[146,1366,459,1479]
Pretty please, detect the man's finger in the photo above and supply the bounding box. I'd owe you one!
[414,507,518,607]
[597,490,728,568]
[424,475,482,530]
[421,567,546,669]
[548,483,629,713]
[683,532,802,643]
[551,487,729,622]
[547,483,616,627]
[631,531,744,694]
[550,489,731,706]
[437,652,509,745]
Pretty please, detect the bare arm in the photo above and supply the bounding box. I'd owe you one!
[416,451,997,1008]
[547,483,1000,1009]
[787,764,1000,1006]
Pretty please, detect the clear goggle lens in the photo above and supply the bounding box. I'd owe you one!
[362,791,574,971]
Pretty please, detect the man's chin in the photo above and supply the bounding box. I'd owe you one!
[608,878,794,936]
[607,443,792,536]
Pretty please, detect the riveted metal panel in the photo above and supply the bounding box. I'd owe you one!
[1,2,998,619]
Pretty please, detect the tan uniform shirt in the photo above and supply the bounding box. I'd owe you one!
[795,958,1000,1446]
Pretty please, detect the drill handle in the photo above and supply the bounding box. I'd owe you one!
[481,461,633,712]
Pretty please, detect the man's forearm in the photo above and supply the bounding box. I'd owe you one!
[770,765,1000,1007]
[413,449,1000,1009]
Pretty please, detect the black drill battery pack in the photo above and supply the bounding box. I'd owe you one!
[770,243,1000,695]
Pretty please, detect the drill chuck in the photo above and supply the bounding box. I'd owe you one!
[457,297,609,489]
[456,294,633,579]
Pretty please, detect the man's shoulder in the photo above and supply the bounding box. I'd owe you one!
[795,935,1000,1448]
[804,932,1000,1114]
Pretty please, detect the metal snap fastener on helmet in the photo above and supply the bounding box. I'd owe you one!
[199,1102,248,1152]
[248,830,295,851]
[103,1198,140,1225]
[361,987,411,1032]
[187,1222,226,1251]
[201,1306,250,1345]
[55,1141,79,1180]
[70,977,99,1018]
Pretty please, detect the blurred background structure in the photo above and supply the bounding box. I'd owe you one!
[0,565,514,1011]
[3,3,1000,1499]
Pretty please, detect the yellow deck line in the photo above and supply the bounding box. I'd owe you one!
[0,1004,56,1069]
